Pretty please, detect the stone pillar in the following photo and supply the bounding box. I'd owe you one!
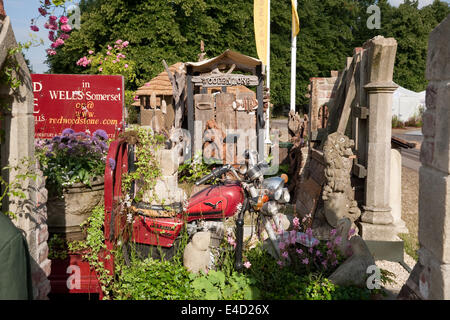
[0,14,50,299]
[359,36,399,241]
[390,149,408,233]
[399,15,450,300]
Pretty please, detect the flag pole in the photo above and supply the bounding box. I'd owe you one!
[264,0,271,144]
[290,0,297,113]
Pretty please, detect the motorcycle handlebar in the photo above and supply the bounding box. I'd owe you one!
[195,165,230,186]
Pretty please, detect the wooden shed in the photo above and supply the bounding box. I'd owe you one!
[134,62,185,131]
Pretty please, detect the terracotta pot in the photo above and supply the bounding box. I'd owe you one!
[47,176,104,241]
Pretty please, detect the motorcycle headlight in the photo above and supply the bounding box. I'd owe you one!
[282,188,290,203]
[274,188,283,201]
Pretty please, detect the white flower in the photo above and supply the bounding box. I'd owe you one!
[126,212,133,223]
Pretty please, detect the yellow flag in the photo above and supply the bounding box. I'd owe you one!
[291,0,300,37]
[253,0,269,66]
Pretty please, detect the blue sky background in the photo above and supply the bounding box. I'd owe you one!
[3,0,450,74]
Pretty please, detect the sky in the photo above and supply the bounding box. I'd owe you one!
[3,0,450,74]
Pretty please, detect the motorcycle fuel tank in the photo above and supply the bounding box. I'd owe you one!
[184,181,244,222]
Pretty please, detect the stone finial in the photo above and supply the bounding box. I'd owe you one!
[363,35,397,86]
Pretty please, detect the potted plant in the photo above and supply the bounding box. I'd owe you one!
[36,128,109,240]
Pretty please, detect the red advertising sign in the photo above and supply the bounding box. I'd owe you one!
[32,74,124,139]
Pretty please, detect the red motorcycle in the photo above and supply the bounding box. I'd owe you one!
[49,140,290,298]
[124,145,291,269]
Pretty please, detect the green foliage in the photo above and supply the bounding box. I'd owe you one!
[35,130,108,197]
[120,127,163,203]
[0,158,38,219]
[112,255,194,300]
[190,270,260,300]
[178,151,216,184]
[244,244,375,300]
[46,0,449,115]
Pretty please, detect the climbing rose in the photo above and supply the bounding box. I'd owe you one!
[46,49,57,56]
[59,33,70,40]
[88,50,94,55]
[30,25,39,32]
[60,24,72,32]
[49,15,57,21]
[59,16,68,24]
[38,7,47,16]
[48,31,55,41]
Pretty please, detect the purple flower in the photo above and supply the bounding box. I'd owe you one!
[334,236,342,245]
[62,128,75,135]
[330,229,337,237]
[282,251,289,259]
[93,129,108,140]
[302,258,309,265]
[108,158,116,170]
[296,248,303,255]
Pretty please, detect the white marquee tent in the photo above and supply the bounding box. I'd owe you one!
[392,84,425,122]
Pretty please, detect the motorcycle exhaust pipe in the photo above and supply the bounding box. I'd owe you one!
[235,198,248,271]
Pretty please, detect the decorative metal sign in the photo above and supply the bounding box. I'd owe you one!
[192,74,259,87]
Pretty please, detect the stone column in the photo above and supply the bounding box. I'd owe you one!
[399,15,450,300]
[359,36,399,241]
[390,149,408,233]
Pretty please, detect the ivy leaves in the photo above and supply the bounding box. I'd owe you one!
[190,270,261,300]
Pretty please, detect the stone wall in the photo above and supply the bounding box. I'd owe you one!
[0,10,50,299]
[399,14,450,300]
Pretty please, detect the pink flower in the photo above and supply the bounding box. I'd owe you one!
[330,229,337,237]
[282,251,289,259]
[278,241,286,250]
[243,261,251,269]
[60,24,72,32]
[293,217,300,229]
[49,15,57,21]
[308,247,313,254]
[315,250,321,256]
[334,236,342,245]
[116,39,123,45]
[44,22,50,29]
[108,45,113,50]
[227,236,236,248]
[59,16,68,24]
[306,228,313,237]
[59,33,70,40]
[98,67,103,72]
[38,7,47,16]
[48,31,55,41]
[76,56,91,67]
[112,60,117,64]
[46,49,57,56]
[30,25,39,32]
[88,50,94,55]
[133,96,139,101]
[122,41,129,47]
[296,248,303,255]
[49,23,58,31]
[326,241,333,249]
[326,249,332,256]
[277,260,284,267]
[124,64,129,69]
[106,51,111,56]
[302,258,309,265]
